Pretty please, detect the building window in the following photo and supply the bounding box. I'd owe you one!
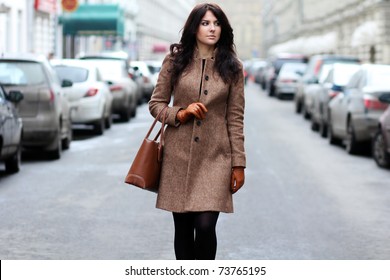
[0,12,10,52]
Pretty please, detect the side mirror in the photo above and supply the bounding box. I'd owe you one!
[378,93,390,104]
[331,84,344,92]
[7,90,24,103]
[61,79,73,87]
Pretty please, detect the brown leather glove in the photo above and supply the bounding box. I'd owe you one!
[231,166,245,194]
[176,102,208,124]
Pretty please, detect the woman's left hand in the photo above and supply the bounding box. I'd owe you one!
[230,167,245,194]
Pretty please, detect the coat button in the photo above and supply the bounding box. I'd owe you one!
[205,75,209,81]
[204,90,208,95]
[196,120,202,126]
[194,136,200,142]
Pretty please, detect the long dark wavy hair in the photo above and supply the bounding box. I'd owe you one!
[169,3,241,86]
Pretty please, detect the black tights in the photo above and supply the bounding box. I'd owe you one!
[172,211,220,260]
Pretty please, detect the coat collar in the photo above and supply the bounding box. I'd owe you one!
[193,47,217,61]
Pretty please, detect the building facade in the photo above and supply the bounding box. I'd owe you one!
[0,0,56,57]
[60,0,194,60]
[61,0,138,58]
[1,0,263,60]
[136,0,195,60]
[0,0,27,54]
[262,0,390,63]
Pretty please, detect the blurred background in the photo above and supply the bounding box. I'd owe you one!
[0,0,387,63]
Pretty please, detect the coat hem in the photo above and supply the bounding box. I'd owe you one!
[156,205,234,214]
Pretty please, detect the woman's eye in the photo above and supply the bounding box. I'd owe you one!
[215,21,220,26]
[201,21,209,26]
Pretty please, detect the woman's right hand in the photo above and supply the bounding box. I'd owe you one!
[176,102,208,124]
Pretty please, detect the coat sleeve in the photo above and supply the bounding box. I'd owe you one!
[227,63,246,168]
[149,54,182,127]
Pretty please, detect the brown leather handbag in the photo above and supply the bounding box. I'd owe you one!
[124,107,168,193]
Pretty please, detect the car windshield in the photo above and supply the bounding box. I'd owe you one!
[147,64,161,74]
[274,58,306,73]
[54,65,89,83]
[131,62,152,76]
[279,63,307,75]
[318,64,333,83]
[367,67,390,87]
[332,64,361,86]
[87,60,127,80]
[0,61,46,85]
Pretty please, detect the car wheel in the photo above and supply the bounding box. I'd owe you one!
[345,120,360,155]
[137,95,143,105]
[104,106,113,129]
[121,112,130,122]
[105,114,113,129]
[311,117,319,131]
[48,133,62,160]
[302,103,310,119]
[268,87,274,97]
[131,105,137,118]
[5,145,21,174]
[62,121,72,150]
[319,119,328,138]
[295,98,302,114]
[372,131,390,168]
[94,117,105,135]
[120,100,132,122]
[328,116,341,145]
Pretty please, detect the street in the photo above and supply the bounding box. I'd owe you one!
[0,82,390,260]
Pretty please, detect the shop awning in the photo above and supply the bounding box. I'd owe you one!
[59,4,124,36]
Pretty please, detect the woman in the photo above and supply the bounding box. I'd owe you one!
[149,3,246,260]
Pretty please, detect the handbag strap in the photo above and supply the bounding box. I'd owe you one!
[145,106,168,139]
[145,107,168,162]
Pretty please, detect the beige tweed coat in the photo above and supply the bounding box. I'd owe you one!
[149,49,246,213]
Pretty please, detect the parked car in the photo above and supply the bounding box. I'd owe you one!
[247,59,267,87]
[51,59,113,135]
[80,52,143,105]
[0,53,73,159]
[264,53,308,96]
[80,58,138,122]
[130,61,155,101]
[145,60,162,75]
[372,93,390,168]
[294,55,360,119]
[310,63,361,137]
[274,62,307,99]
[78,51,131,69]
[145,60,162,89]
[328,64,390,154]
[0,85,23,173]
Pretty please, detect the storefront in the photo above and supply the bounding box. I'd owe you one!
[59,3,125,58]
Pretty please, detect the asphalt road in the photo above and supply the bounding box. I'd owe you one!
[1,82,389,260]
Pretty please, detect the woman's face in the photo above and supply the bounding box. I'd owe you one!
[196,10,221,49]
